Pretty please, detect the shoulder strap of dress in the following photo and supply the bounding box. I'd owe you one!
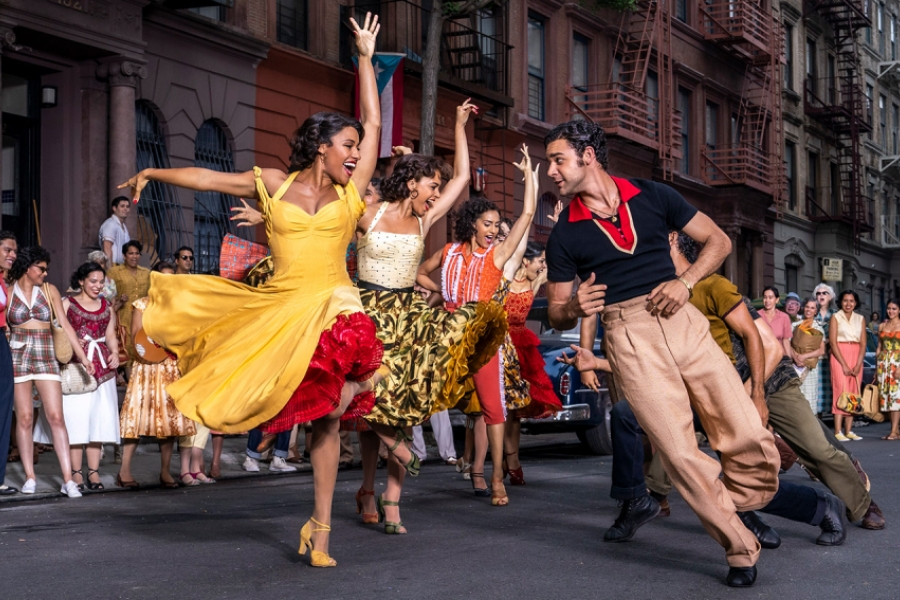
[366,202,389,235]
[416,215,424,237]
[272,171,301,202]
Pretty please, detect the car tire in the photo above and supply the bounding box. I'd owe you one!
[576,393,613,455]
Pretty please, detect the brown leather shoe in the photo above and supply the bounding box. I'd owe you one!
[861,500,885,530]
[650,492,670,517]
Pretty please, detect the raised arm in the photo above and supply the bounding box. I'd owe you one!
[423,100,476,231]
[119,167,258,204]
[493,145,538,269]
[725,305,768,426]
[350,13,382,192]
[416,248,444,293]
[502,226,530,281]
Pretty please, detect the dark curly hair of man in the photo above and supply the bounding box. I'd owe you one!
[452,197,500,242]
[544,120,609,170]
[379,154,453,203]
[9,245,51,282]
[288,112,365,172]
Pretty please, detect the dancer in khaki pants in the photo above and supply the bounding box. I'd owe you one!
[543,120,778,588]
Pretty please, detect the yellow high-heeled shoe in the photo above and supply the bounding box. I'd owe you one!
[298,517,337,567]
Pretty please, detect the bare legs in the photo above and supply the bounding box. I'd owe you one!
[470,415,490,491]
[358,430,379,515]
[209,433,224,478]
[118,437,176,484]
[118,438,139,483]
[13,383,37,481]
[504,417,522,470]
[70,443,103,486]
[158,439,176,483]
[834,414,854,437]
[15,380,74,482]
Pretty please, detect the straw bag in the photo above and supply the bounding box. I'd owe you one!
[60,362,98,396]
[43,283,73,364]
[861,383,885,422]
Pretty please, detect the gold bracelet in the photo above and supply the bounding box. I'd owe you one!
[676,276,693,298]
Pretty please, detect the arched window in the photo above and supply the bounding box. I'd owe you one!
[193,120,246,274]
[136,102,190,263]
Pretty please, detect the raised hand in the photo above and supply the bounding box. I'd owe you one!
[557,344,601,372]
[456,98,479,126]
[350,12,380,59]
[512,144,533,178]
[547,199,564,224]
[118,171,150,204]
[230,199,264,227]
[391,145,413,157]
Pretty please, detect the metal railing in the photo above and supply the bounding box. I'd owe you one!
[340,0,510,96]
[701,0,772,55]
[701,143,771,190]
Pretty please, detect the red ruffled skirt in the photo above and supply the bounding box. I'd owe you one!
[261,312,383,433]
[508,326,562,419]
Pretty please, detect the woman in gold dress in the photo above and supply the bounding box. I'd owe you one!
[117,14,383,568]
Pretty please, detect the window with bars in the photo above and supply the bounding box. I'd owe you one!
[277,0,308,50]
[135,102,190,265]
[678,87,691,174]
[785,141,796,211]
[675,0,687,23]
[527,13,546,121]
[866,83,874,138]
[784,24,794,91]
[881,94,887,148]
[194,120,246,275]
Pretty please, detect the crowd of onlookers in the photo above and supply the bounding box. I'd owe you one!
[754,284,900,442]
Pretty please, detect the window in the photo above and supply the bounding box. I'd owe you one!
[808,151,818,214]
[678,87,691,174]
[705,101,718,150]
[784,24,794,91]
[866,83,874,138]
[892,14,897,59]
[730,113,740,146]
[786,265,799,296]
[893,103,899,154]
[675,0,687,23]
[277,0,308,50]
[572,34,589,93]
[194,121,245,274]
[806,38,817,95]
[827,55,836,104]
[189,6,226,21]
[647,71,659,138]
[135,102,190,263]
[878,3,885,55]
[830,162,841,215]
[865,0,872,44]
[785,141,796,211]
[881,94,887,147]
[527,13,546,121]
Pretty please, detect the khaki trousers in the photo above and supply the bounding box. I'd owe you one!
[602,297,779,568]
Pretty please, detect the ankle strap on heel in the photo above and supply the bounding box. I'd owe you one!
[310,517,331,532]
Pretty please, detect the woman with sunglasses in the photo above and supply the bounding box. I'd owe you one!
[813,283,836,415]
[7,246,94,497]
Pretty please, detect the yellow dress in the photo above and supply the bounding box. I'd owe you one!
[142,168,367,433]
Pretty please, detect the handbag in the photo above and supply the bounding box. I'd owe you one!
[861,383,885,422]
[219,233,270,281]
[43,283,73,364]
[60,362,98,395]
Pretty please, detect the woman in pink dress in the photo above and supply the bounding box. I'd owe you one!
[829,289,867,441]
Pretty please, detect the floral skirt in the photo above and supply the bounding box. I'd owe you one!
[120,358,196,438]
[261,312,382,434]
[877,349,900,411]
[360,289,507,428]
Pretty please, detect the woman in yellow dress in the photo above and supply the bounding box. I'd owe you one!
[117,13,383,568]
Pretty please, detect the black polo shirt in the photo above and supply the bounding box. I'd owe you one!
[546,177,698,305]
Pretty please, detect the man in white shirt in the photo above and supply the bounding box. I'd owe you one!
[99,197,131,264]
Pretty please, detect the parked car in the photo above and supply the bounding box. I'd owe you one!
[517,298,613,455]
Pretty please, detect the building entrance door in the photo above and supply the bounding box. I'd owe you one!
[1,71,40,246]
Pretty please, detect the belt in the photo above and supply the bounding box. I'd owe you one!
[357,280,415,294]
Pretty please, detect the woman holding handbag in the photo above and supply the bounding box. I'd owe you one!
[790,298,827,414]
[7,246,94,497]
[829,289,867,441]
[56,262,121,490]
[876,298,900,440]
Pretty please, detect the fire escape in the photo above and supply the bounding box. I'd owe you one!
[564,0,680,180]
[803,0,872,251]
[700,0,785,216]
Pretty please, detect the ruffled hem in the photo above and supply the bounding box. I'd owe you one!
[508,331,562,419]
[260,312,382,433]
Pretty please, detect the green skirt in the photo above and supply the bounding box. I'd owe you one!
[361,289,507,428]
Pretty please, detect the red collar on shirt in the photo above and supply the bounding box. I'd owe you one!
[568,176,641,223]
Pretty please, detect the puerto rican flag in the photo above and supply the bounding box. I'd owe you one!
[354,53,404,158]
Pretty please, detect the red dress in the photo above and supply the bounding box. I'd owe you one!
[66,297,115,385]
[505,289,561,419]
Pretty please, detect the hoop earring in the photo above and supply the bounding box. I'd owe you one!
[410,190,419,200]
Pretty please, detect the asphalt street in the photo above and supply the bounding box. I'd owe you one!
[2,424,899,600]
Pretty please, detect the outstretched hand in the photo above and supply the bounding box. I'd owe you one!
[547,199,564,223]
[117,171,150,204]
[557,344,600,372]
[350,12,380,59]
[230,199,264,227]
[456,98,479,126]
[391,145,414,157]
[512,144,533,177]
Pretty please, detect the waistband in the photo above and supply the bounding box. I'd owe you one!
[358,280,415,294]
[10,325,52,333]
[600,295,653,324]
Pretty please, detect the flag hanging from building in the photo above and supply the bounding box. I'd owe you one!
[354,53,404,158]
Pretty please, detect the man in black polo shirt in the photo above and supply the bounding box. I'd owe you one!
[544,120,779,588]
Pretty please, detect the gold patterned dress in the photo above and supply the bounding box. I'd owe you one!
[107,264,150,357]
[119,298,195,438]
[142,168,381,433]
[354,203,506,428]
[877,330,900,411]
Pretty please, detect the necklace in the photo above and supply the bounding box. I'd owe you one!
[591,189,622,223]
[513,276,528,283]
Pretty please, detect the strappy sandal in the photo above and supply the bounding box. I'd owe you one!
[377,495,407,535]
[504,451,525,486]
[115,473,139,489]
[471,472,490,497]
[491,477,509,507]
[387,436,420,477]
[71,469,85,492]
[355,487,379,524]
[299,517,337,567]
[86,468,105,491]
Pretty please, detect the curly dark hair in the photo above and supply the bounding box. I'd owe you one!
[544,120,609,170]
[523,241,545,260]
[452,197,500,242]
[153,260,176,273]
[9,245,51,281]
[122,240,143,255]
[379,154,453,203]
[288,112,365,172]
[837,289,861,310]
[674,231,699,264]
[70,261,106,291]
